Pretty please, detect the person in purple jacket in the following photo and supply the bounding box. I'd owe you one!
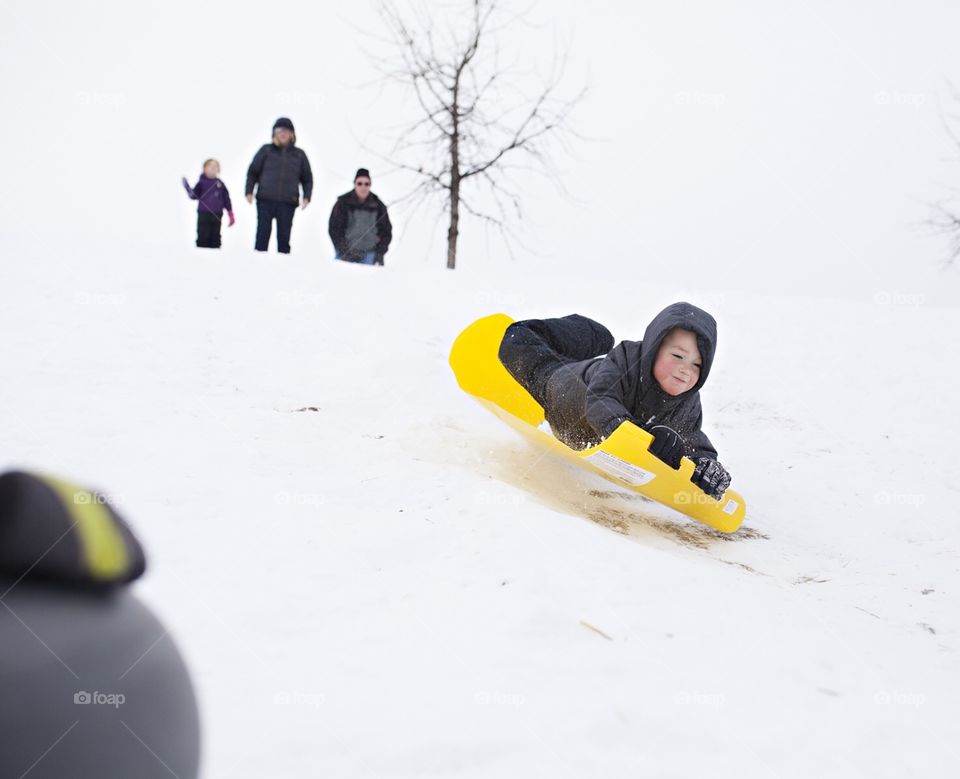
[182,159,235,249]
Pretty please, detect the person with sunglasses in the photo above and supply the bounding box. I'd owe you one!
[327,168,392,266]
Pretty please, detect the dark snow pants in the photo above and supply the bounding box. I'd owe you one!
[498,314,614,449]
[255,199,297,253]
[196,211,222,249]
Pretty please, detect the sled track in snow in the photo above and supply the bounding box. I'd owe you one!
[582,488,767,550]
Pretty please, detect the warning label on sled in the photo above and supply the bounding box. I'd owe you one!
[585,451,656,486]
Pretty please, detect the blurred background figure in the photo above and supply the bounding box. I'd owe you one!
[182,158,235,249]
[328,168,392,265]
[245,117,313,254]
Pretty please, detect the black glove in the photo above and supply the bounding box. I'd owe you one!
[647,425,686,469]
[691,458,732,499]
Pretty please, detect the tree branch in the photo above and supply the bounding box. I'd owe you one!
[372,0,583,267]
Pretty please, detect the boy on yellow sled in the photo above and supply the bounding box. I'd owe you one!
[498,302,732,499]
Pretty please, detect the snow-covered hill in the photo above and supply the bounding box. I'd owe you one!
[3,240,958,777]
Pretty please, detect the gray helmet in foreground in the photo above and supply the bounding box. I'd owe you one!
[0,471,200,779]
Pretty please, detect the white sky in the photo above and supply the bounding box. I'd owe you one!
[1,1,959,299]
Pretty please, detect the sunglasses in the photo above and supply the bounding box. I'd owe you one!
[356,181,371,187]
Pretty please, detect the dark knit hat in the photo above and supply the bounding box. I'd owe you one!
[273,117,295,133]
[355,168,371,181]
[0,470,147,587]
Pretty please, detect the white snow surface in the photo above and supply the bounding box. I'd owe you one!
[3,1,960,776]
[3,247,959,778]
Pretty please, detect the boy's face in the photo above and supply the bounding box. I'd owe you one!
[203,161,219,178]
[652,328,702,396]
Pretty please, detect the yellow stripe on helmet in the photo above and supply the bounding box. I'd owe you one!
[40,475,129,581]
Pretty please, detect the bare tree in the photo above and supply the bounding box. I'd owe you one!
[930,85,960,266]
[929,201,960,266]
[371,0,584,269]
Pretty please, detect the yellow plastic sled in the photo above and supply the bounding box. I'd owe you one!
[449,313,746,533]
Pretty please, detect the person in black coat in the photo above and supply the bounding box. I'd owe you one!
[498,302,732,498]
[327,168,392,265]
[245,117,313,254]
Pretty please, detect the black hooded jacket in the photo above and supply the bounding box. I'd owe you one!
[515,303,719,458]
[245,141,313,204]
